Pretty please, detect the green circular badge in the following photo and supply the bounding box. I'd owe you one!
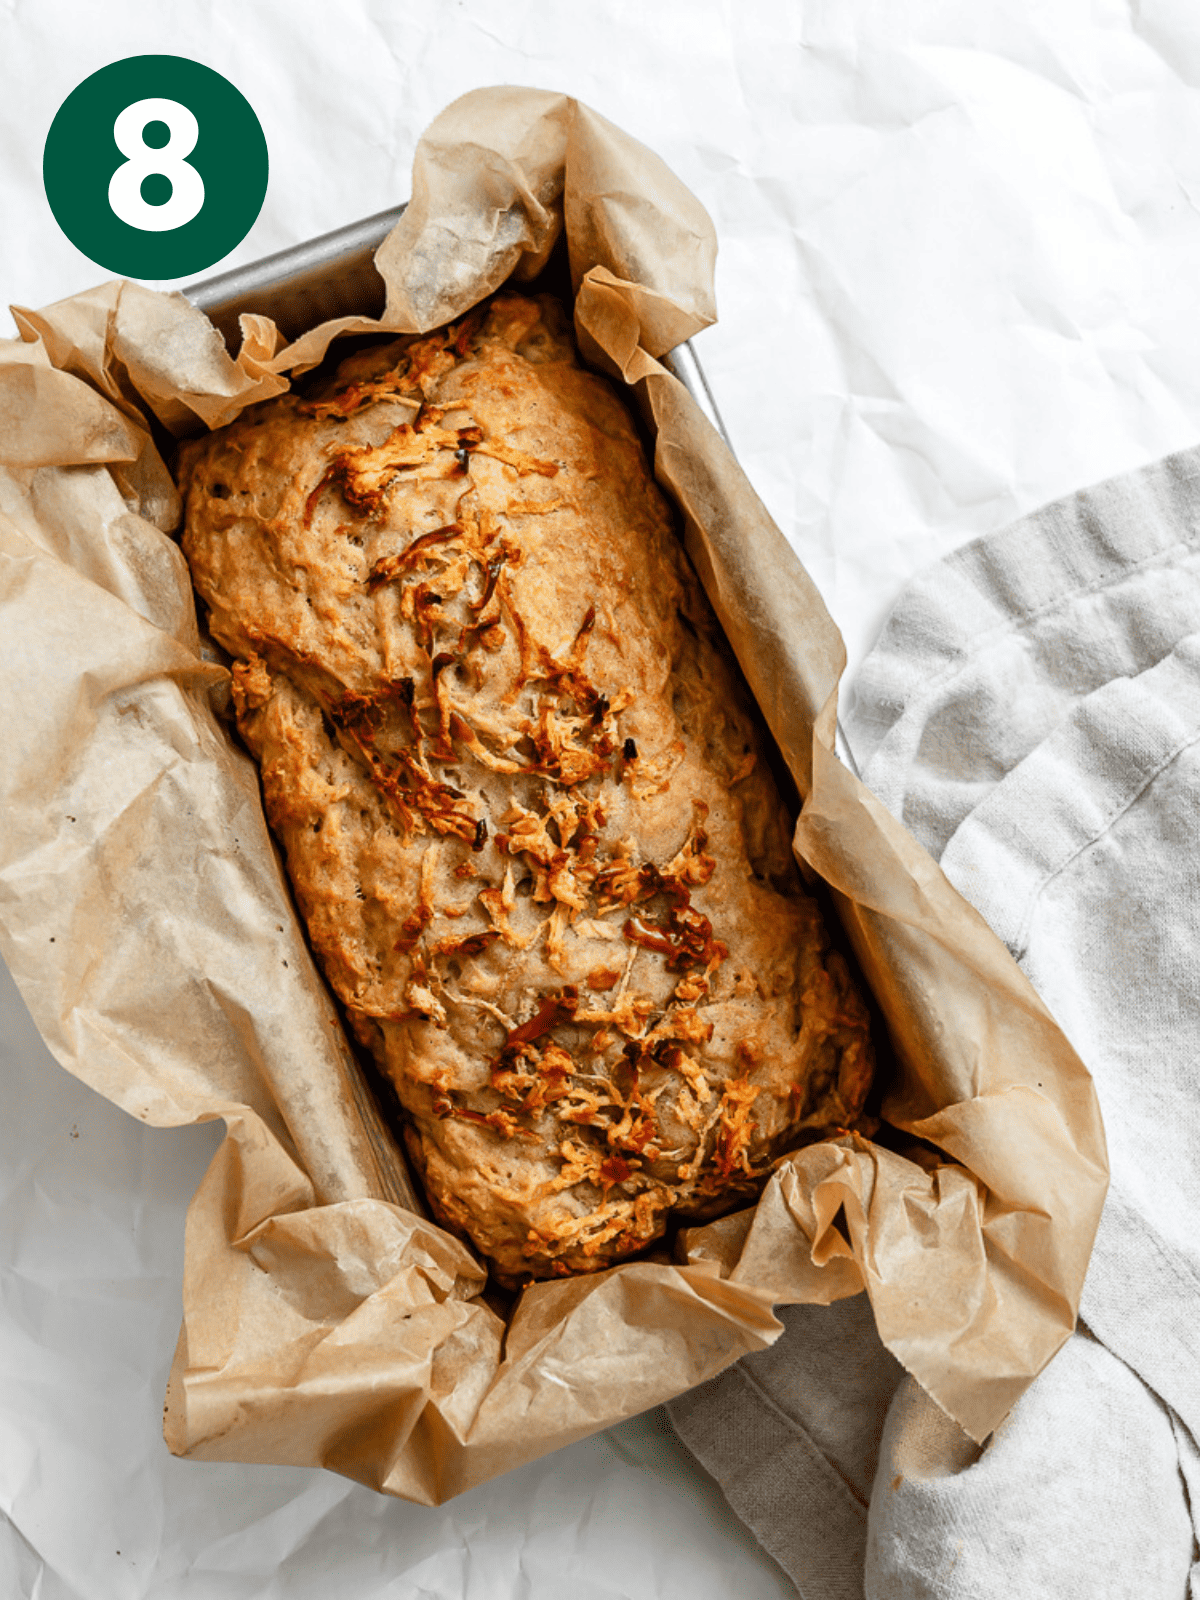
[43,55,268,279]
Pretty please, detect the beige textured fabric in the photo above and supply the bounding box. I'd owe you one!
[668,1294,902,1598]
[674,444,1200,1596]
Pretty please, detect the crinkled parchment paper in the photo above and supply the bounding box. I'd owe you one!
[0,86,1107,1501]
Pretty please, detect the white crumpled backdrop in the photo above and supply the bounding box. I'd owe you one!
[5,2,1200,1595]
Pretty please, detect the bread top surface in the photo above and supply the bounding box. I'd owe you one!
[179,293,872,1281]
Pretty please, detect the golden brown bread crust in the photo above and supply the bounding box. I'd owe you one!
[178,293,873,1282]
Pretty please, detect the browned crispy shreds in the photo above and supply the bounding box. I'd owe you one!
[178,293,874,1282]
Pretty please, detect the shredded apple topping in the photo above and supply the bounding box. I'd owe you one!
[181,291,875,1284]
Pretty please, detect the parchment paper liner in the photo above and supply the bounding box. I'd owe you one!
[0,87,1107,1502]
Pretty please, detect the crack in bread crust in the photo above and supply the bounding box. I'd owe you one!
[179,292,874,1283]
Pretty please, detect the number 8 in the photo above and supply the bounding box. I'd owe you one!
[108,97,205,233]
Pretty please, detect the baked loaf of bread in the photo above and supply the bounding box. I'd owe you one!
[179,293,873,1281]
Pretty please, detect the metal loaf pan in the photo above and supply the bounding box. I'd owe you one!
[181,206,733,447]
